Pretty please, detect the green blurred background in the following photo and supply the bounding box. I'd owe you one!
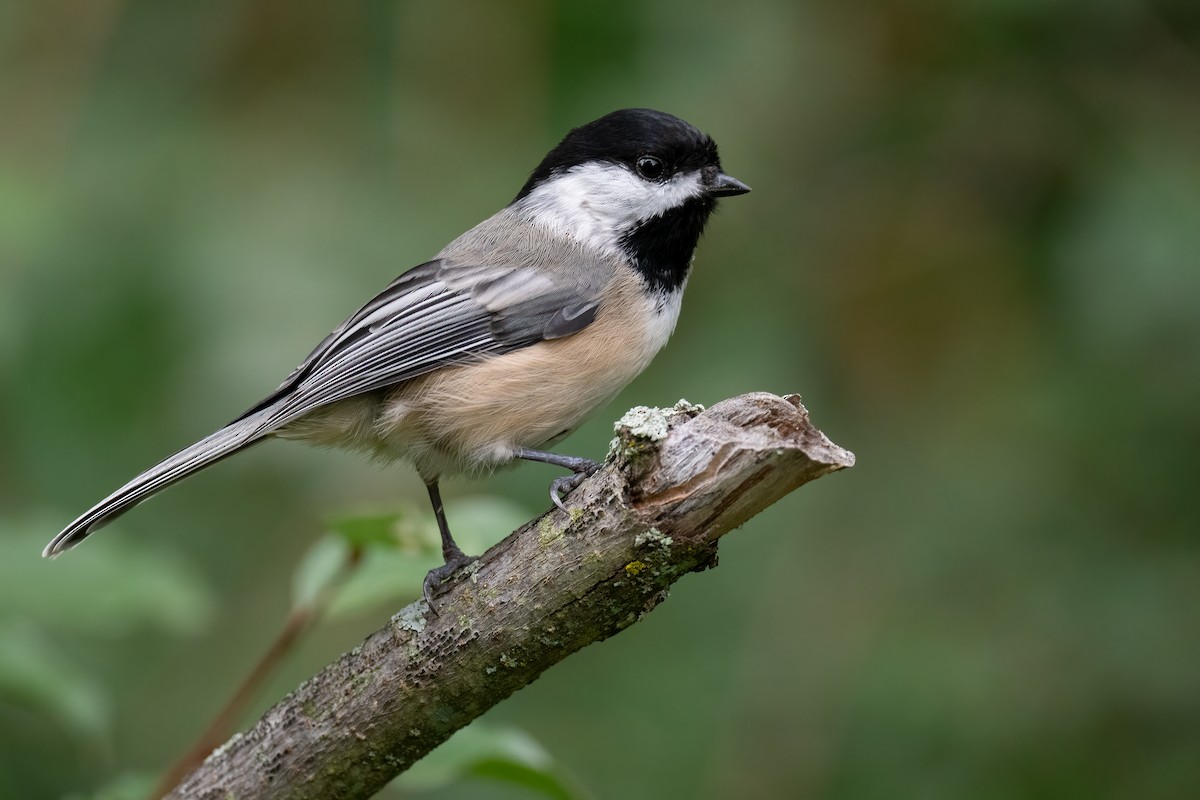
[3,1,1199,797]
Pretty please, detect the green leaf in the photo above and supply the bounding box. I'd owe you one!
[0,514,214,636]
[291,535,352,611]
[324,503,427,554]
[332,514,397,548]
[470,757,586,799]
[81,772,157,800]
[393,722,588,799]
[0,623,110,742]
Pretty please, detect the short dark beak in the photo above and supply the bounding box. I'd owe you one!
[707,172,751,197]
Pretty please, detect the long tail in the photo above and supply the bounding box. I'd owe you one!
[43,407,279,558]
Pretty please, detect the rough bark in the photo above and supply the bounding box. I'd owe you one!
[166,392,855,800]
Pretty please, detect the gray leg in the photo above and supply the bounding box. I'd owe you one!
[421,480,476,605]
[516,448,601,511]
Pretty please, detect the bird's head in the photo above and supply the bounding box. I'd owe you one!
[512,108,749,292]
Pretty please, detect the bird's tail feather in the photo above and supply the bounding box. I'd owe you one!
[43,408,278,558]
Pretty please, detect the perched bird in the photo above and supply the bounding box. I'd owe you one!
[43,108,750,600]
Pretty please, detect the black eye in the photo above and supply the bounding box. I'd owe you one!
[636,155,665,180]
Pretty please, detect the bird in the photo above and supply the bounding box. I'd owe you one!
[43,108,750,602]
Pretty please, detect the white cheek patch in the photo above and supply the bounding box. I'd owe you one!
[516,163,704,256]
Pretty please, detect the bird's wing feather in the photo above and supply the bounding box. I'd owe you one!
[254,258,600,427]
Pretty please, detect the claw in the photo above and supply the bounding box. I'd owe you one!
[550,473,582,512]
[422,550,477,610]
[549,461,600,512]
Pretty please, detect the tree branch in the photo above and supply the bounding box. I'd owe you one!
[165,392,855,800]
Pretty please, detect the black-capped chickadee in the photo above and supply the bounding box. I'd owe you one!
[44,108,750,600]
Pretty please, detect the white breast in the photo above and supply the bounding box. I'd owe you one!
[641,286,685,358]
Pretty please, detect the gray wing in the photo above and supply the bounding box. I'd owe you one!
[239,258,600,427]
[45,257,600,556]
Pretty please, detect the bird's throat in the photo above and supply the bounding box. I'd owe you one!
[619,196,716,293]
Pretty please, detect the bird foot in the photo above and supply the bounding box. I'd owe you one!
[550,459,600,512]
[422,548,478,609]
